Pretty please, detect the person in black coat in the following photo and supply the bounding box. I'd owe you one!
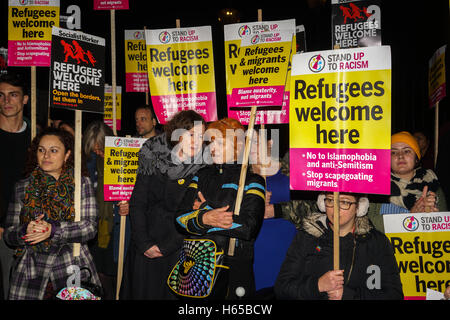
[119,110,206,300]
[275,192,403,300]
[175,118,266,299]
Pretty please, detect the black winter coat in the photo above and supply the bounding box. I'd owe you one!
[275,213,404,300]
[120,171,194,300]
[176,164,266,299]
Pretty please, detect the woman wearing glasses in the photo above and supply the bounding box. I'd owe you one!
[274,192,403,300]
[367,131,447,232]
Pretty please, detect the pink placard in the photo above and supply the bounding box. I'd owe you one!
[8,40,52,66]
[93,0,129,10]
[229,85,285,108]
[104,119,121,131]
[151,92,217,124]
[104,184,134,201]
[125,73,148,92]
[289,147,391,194]
[429,82,446,108]
[227,90,289,125]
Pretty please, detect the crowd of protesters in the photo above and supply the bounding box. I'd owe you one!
[0,72,449,300]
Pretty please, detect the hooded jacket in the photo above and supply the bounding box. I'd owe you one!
[274,213,404,300]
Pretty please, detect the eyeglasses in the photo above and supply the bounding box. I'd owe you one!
[391,148,414,158]
[324,198,357,210]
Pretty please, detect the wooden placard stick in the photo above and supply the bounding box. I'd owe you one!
[115,213,127,299]
[333,191,340,270]
[73,110,82,257]
[228,105,258,256]
[31,66,37,141]
[228,8,265,256]
[115,134,131,300]
[111,9,118,136]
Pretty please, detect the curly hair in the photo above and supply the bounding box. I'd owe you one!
[24,127,88,177]
[164,110,206,147]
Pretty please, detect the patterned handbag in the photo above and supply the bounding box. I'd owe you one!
[167,239,229,299]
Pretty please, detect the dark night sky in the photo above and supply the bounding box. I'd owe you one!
[1,0,449,148]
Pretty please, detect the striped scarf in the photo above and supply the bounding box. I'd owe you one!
[390,167,440,211]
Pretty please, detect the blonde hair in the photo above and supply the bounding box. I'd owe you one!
[83,121,114,158]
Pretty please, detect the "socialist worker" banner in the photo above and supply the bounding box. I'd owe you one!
[50,27,105,113]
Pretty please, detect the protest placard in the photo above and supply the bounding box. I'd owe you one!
[104,85,122,130]
[0,48,7,75]
[295,25,306,54]
[49,27,105,113]
[332,0,381,49]
[289,46,391,194]
[145,26,217,124]
[229,30,292,108]
[103,136,146,201]
[384,212,450,300]
[8,0,60,66]
[124,30,148,92]
[429,45,446,108]
[93,0,129,10]
[224,19,295,124]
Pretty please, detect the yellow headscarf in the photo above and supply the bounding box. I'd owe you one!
[391,131,421,159]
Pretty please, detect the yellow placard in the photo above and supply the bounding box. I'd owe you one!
[232,40,292,89]
[290,69,391,149]
[387,231,450,298]
[125,39,147,73]
[103,86,122,127]
[104,147,139,185]
[147,41,215,96]
[8,6,60,41]
[384,212,450,299]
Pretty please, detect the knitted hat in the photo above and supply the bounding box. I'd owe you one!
[391,131,421,159]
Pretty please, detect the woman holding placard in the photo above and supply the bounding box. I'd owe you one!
[367,131,447,232]
[173,118,266,299]
[4,128,101,300]
[274,192,403,300]
[120,110,206,300]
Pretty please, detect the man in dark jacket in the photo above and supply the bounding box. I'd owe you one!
[0,72,31,299]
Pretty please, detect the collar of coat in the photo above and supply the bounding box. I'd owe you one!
[301,213,372,238]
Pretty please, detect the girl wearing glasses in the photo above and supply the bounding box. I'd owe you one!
[274,192,403,300]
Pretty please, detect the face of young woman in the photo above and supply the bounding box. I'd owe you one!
[37,135,71,180]
[391,142,417,178]
[325,194,358,232]
[178,124,205,159]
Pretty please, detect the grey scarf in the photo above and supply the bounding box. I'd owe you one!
[137,133,205,180]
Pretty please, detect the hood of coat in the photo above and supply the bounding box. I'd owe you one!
[302,213,372,238]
